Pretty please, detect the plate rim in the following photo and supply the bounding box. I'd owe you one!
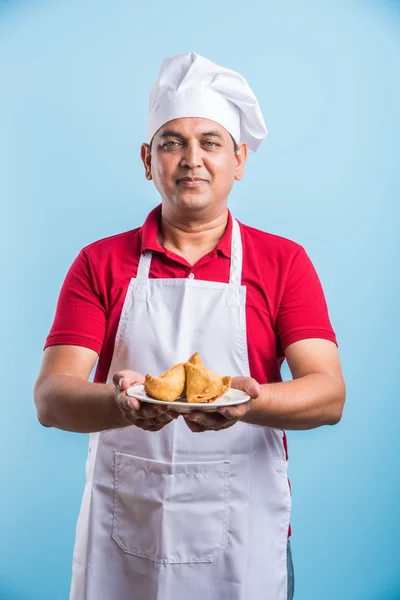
[126,384,250,408]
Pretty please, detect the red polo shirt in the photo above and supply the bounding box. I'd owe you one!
[45,204,338,538]
[46,204,337,380]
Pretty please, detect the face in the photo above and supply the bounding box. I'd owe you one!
[141,118,248,214]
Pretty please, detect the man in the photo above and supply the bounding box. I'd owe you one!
[34,52,346,600]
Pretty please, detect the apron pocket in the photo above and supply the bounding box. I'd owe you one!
[112,452,230,564]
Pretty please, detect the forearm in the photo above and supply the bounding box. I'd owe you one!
[34,374,131,433]
[242,373,345,430]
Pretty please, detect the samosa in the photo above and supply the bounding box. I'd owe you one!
[187,352,205,368]
[184,360,231,404]
[144,363,186,402]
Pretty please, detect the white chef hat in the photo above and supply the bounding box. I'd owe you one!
[147,52,267,153]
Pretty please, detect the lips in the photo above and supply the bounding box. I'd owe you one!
[177,177,207,183]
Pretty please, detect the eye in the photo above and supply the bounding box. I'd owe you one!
[203,141,220,148]
[161,141,180,150]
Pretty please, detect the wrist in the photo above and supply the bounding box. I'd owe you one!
[105,383,132,429]
[241,384,270,425]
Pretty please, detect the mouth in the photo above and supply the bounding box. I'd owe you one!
[176,177,208,187]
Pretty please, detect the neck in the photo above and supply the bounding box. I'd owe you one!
[158,205,229,266]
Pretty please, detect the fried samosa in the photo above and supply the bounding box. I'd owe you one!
[144,363,186,402]
[187,352,205,368]
[184,361,231,404]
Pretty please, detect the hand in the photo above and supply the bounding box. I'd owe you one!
[183,376,261,433]
[113,370,178,431]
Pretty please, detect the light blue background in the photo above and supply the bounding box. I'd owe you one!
[1,1,399,599]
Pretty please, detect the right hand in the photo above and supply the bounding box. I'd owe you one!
[113,370,178,431]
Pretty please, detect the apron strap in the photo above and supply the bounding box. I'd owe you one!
[228,218,243,307]
[134,251,152,301]
[134,217,243,305]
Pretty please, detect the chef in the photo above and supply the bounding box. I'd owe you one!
[34,52,346,600]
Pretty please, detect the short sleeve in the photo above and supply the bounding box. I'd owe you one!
[45,249,107,354]
[276,246,337,352]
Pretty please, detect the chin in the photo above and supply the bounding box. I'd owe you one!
[175,195,211,211]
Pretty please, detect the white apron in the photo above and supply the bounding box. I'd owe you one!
[70,218,291,600]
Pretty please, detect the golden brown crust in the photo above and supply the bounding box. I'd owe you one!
[184,362,231,403]
[144,353,231,403]
[144,363,186,402]
[187,352,206,368]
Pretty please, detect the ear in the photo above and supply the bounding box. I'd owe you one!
[141,143,153,180]
[234,143,248,181]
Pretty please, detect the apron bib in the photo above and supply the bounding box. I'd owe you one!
[70,219,291,600]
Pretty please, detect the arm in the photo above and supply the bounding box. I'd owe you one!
[34,345,131,432]
[185,247,345,433]
[184,338,346,432]
[34,345,176,433]
[241,338,346,430]
[35,249,177,433]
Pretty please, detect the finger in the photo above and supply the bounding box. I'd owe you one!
[217,404,248,420]
[139,417,175,431]
[167,410,180,419]
[113,369,145,389]
[121,407,140,424]
[139,421,166,432]
[151,413,174,424]
[247,381,261,398]
[231,376,261,399]
[184,419,207,433]
[186,412,226,428]
[120,394,141,412]
[184,417,236,433]
[138,403,169,420]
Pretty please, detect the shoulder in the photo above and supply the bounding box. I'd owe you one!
[80,227,141,264]
[238,220,305,260]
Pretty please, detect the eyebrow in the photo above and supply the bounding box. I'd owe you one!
[159,129,224,140]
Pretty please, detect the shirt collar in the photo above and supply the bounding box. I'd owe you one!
[140,203,232,259]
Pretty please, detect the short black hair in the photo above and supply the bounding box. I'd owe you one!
[230,134,239,154]
[149,133,239,154]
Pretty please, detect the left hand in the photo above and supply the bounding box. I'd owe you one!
[181,376,261,433]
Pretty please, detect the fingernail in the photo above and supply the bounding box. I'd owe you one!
[118,377,124,389]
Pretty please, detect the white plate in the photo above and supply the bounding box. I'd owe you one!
[126,384,251,413]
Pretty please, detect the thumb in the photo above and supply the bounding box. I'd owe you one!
[231,376,261,399]
[113,369,145,390]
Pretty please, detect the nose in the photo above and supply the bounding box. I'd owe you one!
[180,142,203,169]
